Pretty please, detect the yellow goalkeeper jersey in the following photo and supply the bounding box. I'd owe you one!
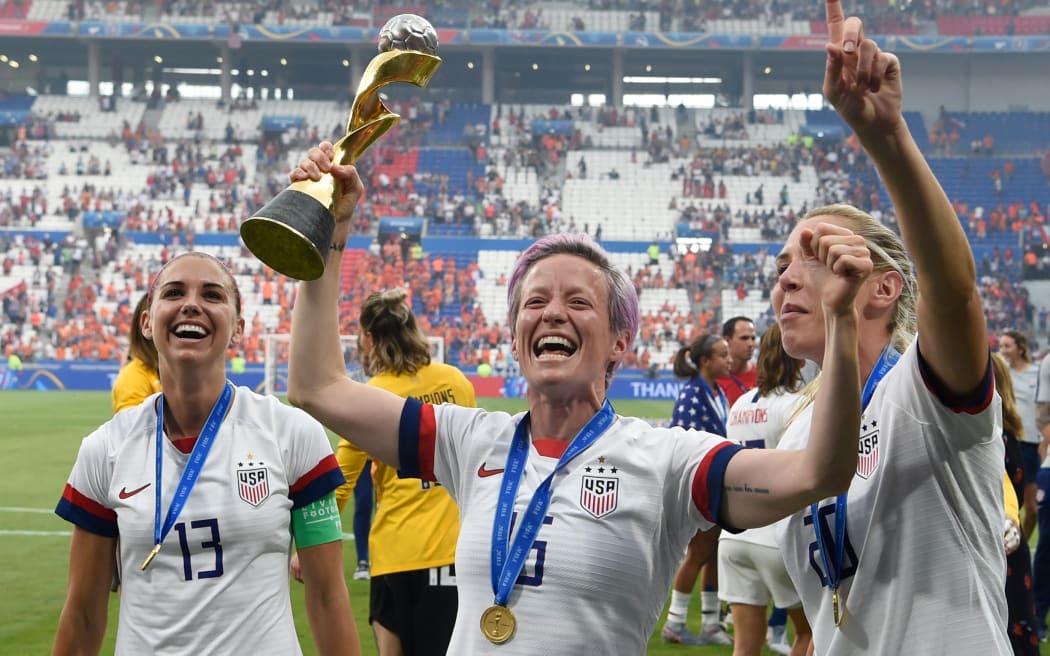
[111,357,162,413]
[335,361,476,576]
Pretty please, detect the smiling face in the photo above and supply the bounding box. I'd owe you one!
[142,254,244,377]
[510,254,628,400]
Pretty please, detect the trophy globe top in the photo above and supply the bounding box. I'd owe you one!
[377,14,439,56]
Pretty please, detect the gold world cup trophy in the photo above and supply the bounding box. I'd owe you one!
[240,14,441,280]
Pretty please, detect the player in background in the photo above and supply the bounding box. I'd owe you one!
[716,316,758,406]
[999,330,1039,538]
[111,292,160,414]
[662,333,734,646]
[721,322,810,656]
[349,459,374,580]
[773,1,1008,652]
[1031,344,1050,640]
[293,288,475,656]
[53,252,360,656]
[715,315,790,646]
[991,353,1040,656]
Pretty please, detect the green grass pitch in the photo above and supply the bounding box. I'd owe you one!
[1,391,1032,655]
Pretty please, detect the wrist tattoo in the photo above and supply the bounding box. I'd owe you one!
[330,242,345,252]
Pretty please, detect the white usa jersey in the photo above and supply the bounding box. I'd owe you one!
[55,387,344,656]
[775,343,1009,655]
[397,399,741,655]
[723,387,802,548]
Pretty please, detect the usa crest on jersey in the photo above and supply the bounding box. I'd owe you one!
[238,467,270,506]
[580,475,618,518]
[856,420,879,479]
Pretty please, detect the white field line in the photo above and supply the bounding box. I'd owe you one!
[0,530,70,536]
[0,508,356,540]
[0,506,55,514]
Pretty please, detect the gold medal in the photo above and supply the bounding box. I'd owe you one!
[141,544,161,571]
[833,589,845,627]
[480,604,516,644]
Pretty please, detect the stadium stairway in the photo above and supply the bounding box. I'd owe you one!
[140,104,164,137]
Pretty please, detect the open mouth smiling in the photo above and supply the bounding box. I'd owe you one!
[173,323,209,340]
[534,335,578,360]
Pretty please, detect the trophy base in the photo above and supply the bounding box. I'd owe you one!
[240,189,335,281]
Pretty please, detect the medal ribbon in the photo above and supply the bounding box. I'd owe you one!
[811,344,899,603]
[728,372,750,395]
[696,375,728,435]
[151,382,234,556]
[490,400,615,606]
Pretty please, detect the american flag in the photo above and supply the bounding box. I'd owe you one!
[673,379,727,434]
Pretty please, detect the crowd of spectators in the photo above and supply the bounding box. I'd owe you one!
[451,0,1049,33]
[3,95,1049,373]
[0,0,1033,34]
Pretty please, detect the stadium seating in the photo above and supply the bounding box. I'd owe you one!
[3,77,1049,370]
[416,148,486,196]
[944,111,1050,155]
[31,95,148,141]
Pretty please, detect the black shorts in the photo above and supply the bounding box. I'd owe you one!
[369,564,459,656]
[1020,442,1041,486]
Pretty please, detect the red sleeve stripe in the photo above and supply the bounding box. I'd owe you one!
[289,467,345,510]
[397,398,438,482]
[55,484,118,538]
[690,441,743,524]
[290,454,341,494]
[418,403,438,482]
[61,483,116,521]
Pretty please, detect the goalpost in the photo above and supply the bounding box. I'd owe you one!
[261,333,445,396]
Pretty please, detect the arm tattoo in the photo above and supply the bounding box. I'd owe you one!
[724,482,770,495]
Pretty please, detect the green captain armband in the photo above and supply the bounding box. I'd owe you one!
[291,492,343,549]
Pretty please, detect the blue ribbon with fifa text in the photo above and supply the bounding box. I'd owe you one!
[811,345,900,600]
[490,400,616,606]
[150,381,234,559]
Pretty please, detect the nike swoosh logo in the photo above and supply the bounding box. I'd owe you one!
[477,463,505,478]
[118,483,151,499]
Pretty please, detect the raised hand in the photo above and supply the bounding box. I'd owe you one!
[289,141,365,225]
[800,222,873,317]
[823,0,903,138]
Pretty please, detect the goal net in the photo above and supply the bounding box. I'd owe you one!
[261,333,445,396]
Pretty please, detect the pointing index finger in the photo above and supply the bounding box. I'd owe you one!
[826,0,844,45]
